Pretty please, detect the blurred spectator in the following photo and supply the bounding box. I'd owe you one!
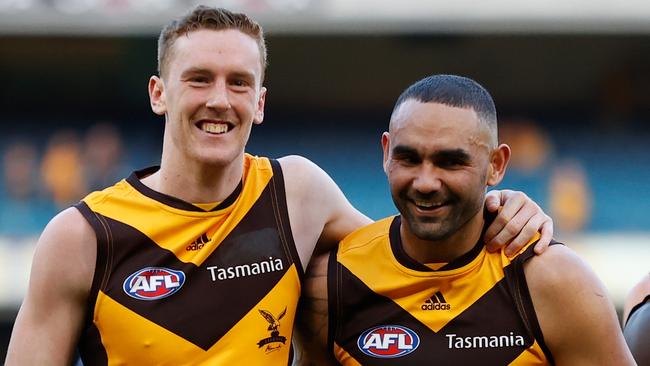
[500,118,552,174]
[40,130,87,209]
[549,159,593,234]
[498,119,553,208]
[83,122,130,191]
[0,141,55,238]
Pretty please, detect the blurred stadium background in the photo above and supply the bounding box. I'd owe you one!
[1,0,649,360]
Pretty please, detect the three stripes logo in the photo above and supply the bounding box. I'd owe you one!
[421,291,451,310]
[186,232,210,251]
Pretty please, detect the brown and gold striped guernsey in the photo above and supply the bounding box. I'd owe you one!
[75,154,303,365]
[328,216,557,366]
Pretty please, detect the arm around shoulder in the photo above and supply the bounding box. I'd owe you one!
[278,156,371,268]
[5,207,96,365]
[524,244,635,366]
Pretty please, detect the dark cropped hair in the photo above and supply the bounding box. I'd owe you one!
[157,5,267,81]
[392,74,497,143]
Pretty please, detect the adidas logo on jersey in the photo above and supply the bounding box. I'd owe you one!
[421,291,451,310]
[187,232,210,251]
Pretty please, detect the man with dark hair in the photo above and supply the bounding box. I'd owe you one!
[623,273,650,365]
[298,75,634,365]
[6,7,553,365]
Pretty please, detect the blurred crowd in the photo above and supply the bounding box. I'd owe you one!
[0,123,131,239]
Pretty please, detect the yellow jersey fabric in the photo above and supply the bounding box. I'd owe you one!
[329,216,554,366]
[75,154,302,365]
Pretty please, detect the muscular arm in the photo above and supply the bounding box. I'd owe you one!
[525,245,635,366]
[5,207,96,365]
[279,156,372,270]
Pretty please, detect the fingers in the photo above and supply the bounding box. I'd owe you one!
[484,190,503,212]
[503,213,549,256]
[483,190,527,247]
[483,190,553,257]
[534,216,553,254]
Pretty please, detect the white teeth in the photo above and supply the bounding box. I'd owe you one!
[202,122,228,134]
[414,200,442,208]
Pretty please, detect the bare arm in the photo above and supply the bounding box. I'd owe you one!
[525,245,635,366]
[5,207,96,365]
[484,189,553,256]
[293,253,339,366]
[279,156,372,270]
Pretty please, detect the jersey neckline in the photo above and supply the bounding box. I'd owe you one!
[126,166,243,212]
[388,212,494,272]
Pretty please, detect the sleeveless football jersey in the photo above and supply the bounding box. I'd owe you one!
[75,154,303,365]
[329,216,555,366]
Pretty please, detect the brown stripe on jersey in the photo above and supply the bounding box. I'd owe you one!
[77,321,109,365]
[333,262,535,365]
[82,181,296,351]
[126,166,243,212]
[75,201,111,364]
[269,159,303,278]
[505,240,562,365]
[327,249,339,353]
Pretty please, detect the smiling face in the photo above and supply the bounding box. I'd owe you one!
[149,29,266,168]
[383,99,508,243]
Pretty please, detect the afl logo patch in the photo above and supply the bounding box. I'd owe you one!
[123,267,185,300]
[357,325,420,358]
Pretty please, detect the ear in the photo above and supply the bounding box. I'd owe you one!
[253,86,267,125]
[486,143,511,186]
[148,76,166,116]
[381,132,391,174]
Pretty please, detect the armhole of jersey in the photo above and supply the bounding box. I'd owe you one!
[269,159,304,280]
[626,294,650,326]
[73,201,111,364]
[74,201,111,321]
[507,239,563,366]
[327,249,339,355]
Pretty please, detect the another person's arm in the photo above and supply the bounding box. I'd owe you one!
[525,245,636,366]
[5,208,96,365]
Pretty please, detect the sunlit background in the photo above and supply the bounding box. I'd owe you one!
[1,0,649,360]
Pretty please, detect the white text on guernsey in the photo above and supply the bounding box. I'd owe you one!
[206,257,284,281]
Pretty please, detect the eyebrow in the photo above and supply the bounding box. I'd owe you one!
[179,68,255,82]
[392,145,471,162]
[180,67,212,78]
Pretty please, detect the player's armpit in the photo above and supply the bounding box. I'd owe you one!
[524,245,636,366]
[294,253,339,366]
[5,207,96,366]
[484,189,553,256]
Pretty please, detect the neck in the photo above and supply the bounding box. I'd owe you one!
[143,150,245,204]
[400,210,485,264]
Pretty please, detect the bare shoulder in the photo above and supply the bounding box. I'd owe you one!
[523,244,611,329]
[32,207,97,295]
[524,244,595,293]
[278,155,331,193]
[524,244,635,365]
[277,155,370,267]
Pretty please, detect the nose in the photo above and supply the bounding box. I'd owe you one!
[206,80,231,111]
[411,164,443,195]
